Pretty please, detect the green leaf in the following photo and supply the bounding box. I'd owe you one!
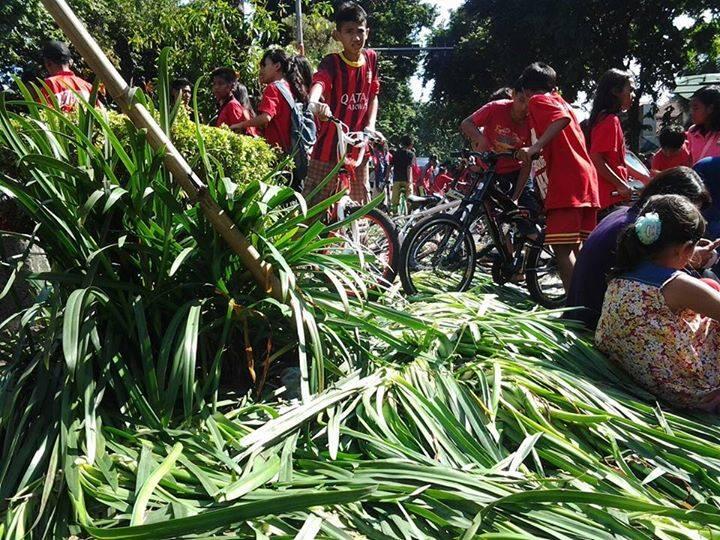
[130,443,183,526]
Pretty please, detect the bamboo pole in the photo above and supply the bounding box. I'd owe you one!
[39,0,282,302]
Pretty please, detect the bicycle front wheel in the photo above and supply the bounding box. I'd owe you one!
[399,214,476,295]
[344,207,400,288]
[525,243,566,308]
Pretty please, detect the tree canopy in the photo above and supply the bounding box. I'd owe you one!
[1,0,435,145]
[424,0,720,148]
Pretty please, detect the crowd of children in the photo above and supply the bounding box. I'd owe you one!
[458,63,720,411]
[30,2,720,411]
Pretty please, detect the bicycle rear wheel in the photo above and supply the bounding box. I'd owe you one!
[343,207,400,287]
[525,243,566,308]
[399,214,476,295]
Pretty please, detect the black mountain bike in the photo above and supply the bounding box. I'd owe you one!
[398,151,565,308]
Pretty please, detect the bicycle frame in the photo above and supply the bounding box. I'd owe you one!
[395,196,463,243]
[328,117,385,220]
[443,153,539,272]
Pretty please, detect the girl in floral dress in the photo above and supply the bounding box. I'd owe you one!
[596,194,720,410]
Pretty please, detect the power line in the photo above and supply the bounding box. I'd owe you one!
[373,46,455,54]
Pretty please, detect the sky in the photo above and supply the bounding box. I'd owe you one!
[408,4,710,106]
[409,0,464,101]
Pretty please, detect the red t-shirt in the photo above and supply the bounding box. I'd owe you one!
[651,143,691,172]
[470,99,530,174]
[590,113,628,209]
[312,50,381,163]
[216,97,260,136]
[528,92,599,210]
[42,70,93,112]
[412,161,422,185]
[420,165,436,191]
[432,173,453,194]
[258,81,293,153]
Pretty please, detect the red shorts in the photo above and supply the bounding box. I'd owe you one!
[545,207,597,245]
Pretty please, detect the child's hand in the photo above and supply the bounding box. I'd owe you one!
[690,239,720,269]
[470,136,488,153]
[308,102,331,121]
[515,147,537,163]
[616,182,633,200]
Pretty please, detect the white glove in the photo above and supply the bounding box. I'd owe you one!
[308,101,331,120]
[363,127,385,142]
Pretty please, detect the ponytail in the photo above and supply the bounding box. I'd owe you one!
[612,223,656,278]
[232,83,255,116]
[288,56,312,105]
[261,48,310,105]
[285,56,309,105]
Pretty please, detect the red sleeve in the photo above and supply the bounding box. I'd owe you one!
[651,151,662,170]
[312,55,335,97]
[218,101,245,127]
[529,94,571,135]
[258,84,281,119]
[369,50,380,96]
[590,115,621,154]
[470,101,501,128]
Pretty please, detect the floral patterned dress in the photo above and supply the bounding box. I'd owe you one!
[596,262,720,409]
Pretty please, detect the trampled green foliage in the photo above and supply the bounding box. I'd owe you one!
[0,75,395,536]
[3,48,720,540]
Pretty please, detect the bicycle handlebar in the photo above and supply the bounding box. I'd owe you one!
[451,149,539,163]
[328,116,386,144]
[329,116,385,164]
[451,149,517,163]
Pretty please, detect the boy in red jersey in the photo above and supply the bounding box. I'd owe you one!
[515,62,599,293]
[461,82,536,207]
[40,41,93,112]
[303,2,380,205]
[651,125,692,174]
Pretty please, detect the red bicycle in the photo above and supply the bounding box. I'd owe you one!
[316,117,400,288]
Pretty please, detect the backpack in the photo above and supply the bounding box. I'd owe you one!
[273,81,317,188]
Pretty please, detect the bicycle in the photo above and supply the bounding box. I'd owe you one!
[315,117,400,287]
[398,150,565,308]
[393,163,493,245]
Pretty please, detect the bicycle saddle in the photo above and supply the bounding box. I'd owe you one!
[407,194,441,205]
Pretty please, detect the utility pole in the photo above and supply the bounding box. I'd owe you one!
[295,0,305,56]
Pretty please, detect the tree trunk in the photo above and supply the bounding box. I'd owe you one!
[626,63,648,154]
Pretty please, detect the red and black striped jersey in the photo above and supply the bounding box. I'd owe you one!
[311,49,381,163]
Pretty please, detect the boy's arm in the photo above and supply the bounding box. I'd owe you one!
[590,152,632,198]
[308,82,331,120]
[230,113,271,132]
[365,95,379,131]
[460,116,489,152]
[516,117,570,162]
[510,161,532,202]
